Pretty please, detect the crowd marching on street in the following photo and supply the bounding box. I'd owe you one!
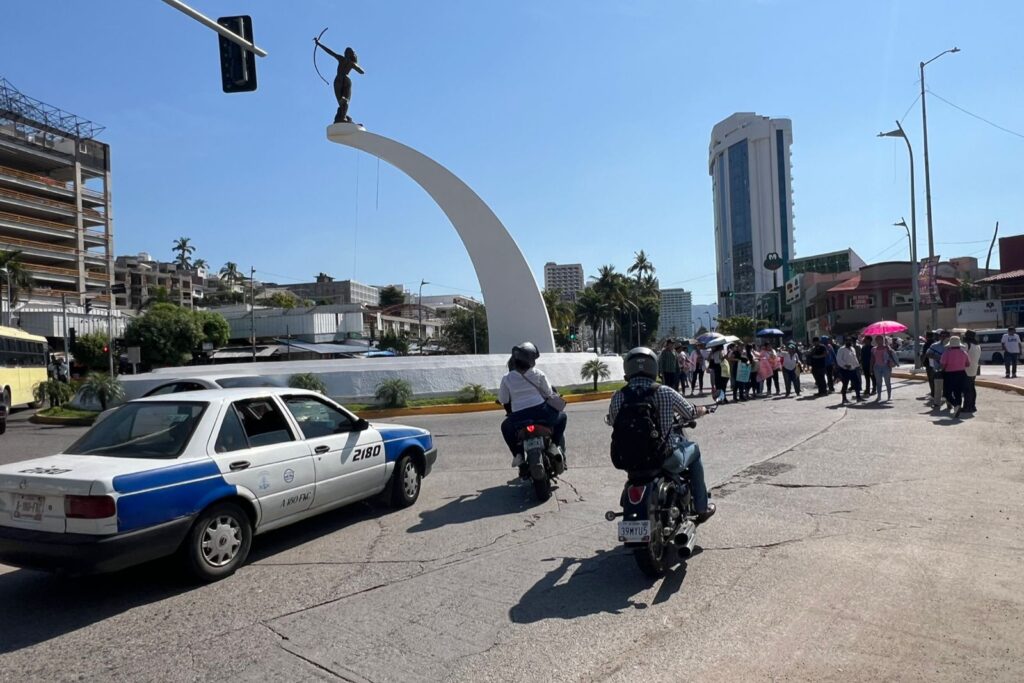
[652,325,1021,421]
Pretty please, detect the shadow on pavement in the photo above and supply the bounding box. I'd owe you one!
[510,548,690,623]
[0,500,392,654]
[408,485,535,533]
[0,561,191,655]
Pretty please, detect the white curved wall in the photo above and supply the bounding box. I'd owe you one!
[118,353,623,403]
[326,123,555,354]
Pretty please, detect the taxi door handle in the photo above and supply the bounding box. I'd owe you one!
[229,460,251,471]
[314,445,330,454]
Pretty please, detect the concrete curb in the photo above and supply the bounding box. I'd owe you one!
[357,390,616,420]
[29,413,98,427]
[892,371,1024,397]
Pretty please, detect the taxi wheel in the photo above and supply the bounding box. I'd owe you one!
[389,453,421,508]
[183,502,252,582]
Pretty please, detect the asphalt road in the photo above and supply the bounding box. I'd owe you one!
[1,381,1022,681]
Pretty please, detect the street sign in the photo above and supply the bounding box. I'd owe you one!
[126,346,142,364]
[850,295,872,310]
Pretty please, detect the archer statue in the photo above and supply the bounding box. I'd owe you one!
[314,32,365,124]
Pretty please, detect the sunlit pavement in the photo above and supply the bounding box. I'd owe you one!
[1,380,1022,681]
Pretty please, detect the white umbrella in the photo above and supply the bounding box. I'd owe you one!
[705,335,739,348]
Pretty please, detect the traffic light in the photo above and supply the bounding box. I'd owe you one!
[719,290,735,298]
[568,325,577,340]
[218,16,258,93]
[69,327,76,349]
[84,300,92,315]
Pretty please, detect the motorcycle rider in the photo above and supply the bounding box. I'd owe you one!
[608,347,716,523]
[498,342,568,466]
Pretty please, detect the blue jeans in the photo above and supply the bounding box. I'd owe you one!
[662,435,709,513]
[500,403,567,455]
[1006,352,1019,377]
[873,365,892,398]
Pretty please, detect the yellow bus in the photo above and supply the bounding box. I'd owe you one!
[0,325,48,412]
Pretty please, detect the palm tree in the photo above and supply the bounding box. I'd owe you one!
[575,288,605,352]
[580,358,611,392]
[192,258,208,271]
[172,237,195,269]
[627,250,655,284]
[220,261,241,285]
[0,249,34,306]
[79,373,125,411]
[542,289,574,333]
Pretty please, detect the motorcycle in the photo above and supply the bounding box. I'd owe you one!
[605,405,716,577]
[514,423,566,502]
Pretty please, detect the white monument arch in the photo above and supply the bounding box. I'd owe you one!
[327,123,555,354]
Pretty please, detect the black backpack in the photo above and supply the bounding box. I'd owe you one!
[610,384,670,471]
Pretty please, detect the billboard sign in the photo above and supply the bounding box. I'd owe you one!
[956,300,1002,325]
[784,274,803,304]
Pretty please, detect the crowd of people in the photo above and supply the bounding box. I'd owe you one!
[653,327,1003,420]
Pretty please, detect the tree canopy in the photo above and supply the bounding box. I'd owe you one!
[378,285,406,308]
[441,306,487,354]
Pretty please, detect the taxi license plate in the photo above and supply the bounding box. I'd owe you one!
[618,520,650,542]
[13,494,45,521]
[523,437,545,451]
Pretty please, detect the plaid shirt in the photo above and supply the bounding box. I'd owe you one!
[608,377,697,437]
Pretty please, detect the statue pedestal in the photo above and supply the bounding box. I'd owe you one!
[325,124,555,355]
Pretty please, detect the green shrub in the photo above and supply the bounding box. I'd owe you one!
[289,373,327,394]
[32,379,75,409]
[375,378,413,408]
[458,383,488,403]
[79,373,125,411]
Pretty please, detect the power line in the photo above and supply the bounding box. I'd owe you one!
[900,93,921,124]
[867,236,909,262]
[926,89,1024,140]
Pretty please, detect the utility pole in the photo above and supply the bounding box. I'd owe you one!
[250,267,256,362]
[920,47,960,329]
[61,293,69,360]
[107,286,114,376]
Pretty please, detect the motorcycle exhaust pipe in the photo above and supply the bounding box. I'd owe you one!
[674,520,697,554]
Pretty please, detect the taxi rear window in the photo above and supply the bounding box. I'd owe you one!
[67,401,207,458]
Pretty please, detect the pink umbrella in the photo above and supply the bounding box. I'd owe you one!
[862,320,908,336]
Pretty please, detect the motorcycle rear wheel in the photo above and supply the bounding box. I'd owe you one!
[532,473,551,502]
[633,498,670,578]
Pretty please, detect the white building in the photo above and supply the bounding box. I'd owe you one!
[543,262,584,303]
[709,113,795,317]
[658,289,693,340]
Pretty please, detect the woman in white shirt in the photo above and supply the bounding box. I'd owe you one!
[963,330,982,413]
[497,342,567,461]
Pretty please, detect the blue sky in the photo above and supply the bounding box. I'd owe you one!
[2,1,1022,304]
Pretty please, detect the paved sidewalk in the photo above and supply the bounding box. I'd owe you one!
[894,366,1024,396]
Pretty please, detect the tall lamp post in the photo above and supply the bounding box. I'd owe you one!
[418,279,429,354]
[920,46,960,328]
[878,120,921,367]
[894,218,922,368]
[624,300,641,346]
[0,266,10,328]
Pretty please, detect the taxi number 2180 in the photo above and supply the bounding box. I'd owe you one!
[351,444,383,462]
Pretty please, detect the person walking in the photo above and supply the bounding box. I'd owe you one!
[860,335,874,396]
[676,342,691,394]
[708,344,724,402]
[1002,326,1021,378]
[921,331,937,399]
[807,337,829,396]
[713,345,731,403]
[926,330,950,410]
[963,330,981,414]
[688,343,705,396]
[940,335,971,418]
[658,339,679,391]
[781,344,803,396]
[837,337,864,404]
[759,343,779,396]
[871,336,898,401]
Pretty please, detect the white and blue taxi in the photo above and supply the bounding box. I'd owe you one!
[0,388,436,581]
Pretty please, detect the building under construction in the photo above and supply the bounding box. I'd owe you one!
[0,77,124,344]
[0,77,113,310]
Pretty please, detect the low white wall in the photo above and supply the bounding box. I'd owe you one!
[119,353,624,402]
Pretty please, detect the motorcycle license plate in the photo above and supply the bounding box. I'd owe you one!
[523,437,545,451]
[618,520,650,542]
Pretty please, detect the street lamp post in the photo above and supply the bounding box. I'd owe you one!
[624,300,641,346]
[418,279,429,354]
[0,266,10,328]
[878,120,922,367]
[895,218,922,368]
[920,46,960,329]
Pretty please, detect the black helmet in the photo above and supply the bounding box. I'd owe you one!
[511,341,540,369]
[623,347,658,380]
